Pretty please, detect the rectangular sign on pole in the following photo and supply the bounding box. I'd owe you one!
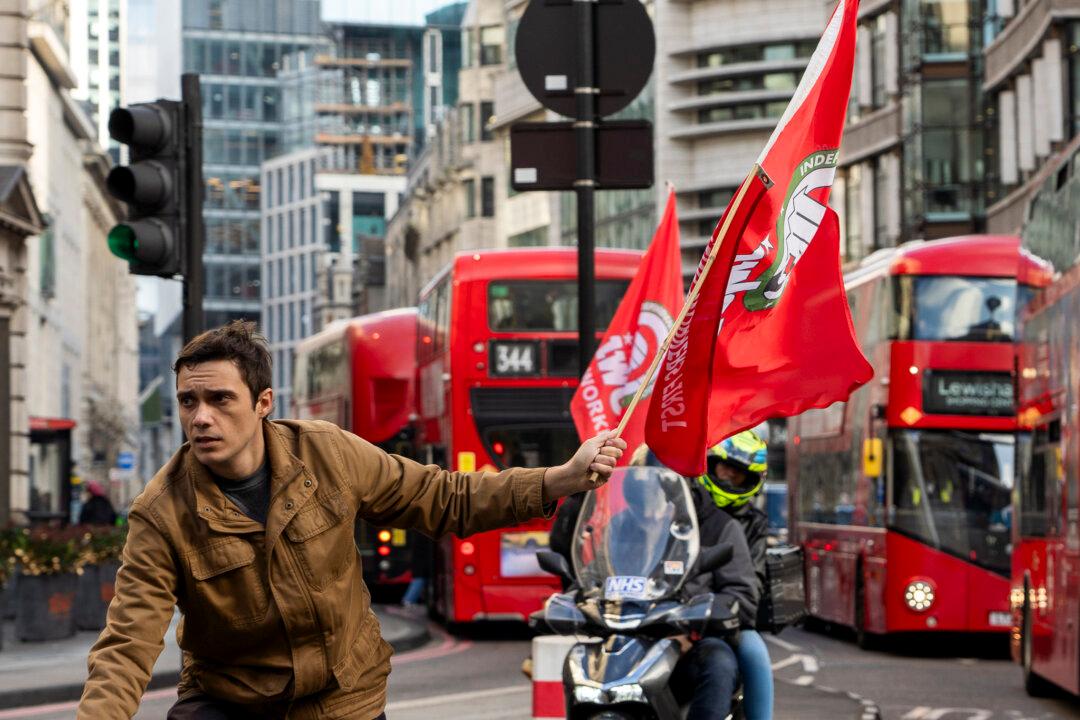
[510,120,654,192]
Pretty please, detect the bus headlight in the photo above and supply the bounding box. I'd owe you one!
[904,580,935,612]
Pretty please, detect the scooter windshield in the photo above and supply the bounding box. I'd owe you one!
[571,467,700,602]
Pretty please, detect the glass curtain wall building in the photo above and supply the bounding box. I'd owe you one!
[839,0,996,262]
[73,0,125,162]
[182,0,324,329]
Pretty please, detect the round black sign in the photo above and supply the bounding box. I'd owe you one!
[515,0,655,119]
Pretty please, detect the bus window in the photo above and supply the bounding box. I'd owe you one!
[487,280,629,332]
[308,342,348,401]
[891,429,1014,575]
[911,276,1020,342]
[1019,421,1062,538]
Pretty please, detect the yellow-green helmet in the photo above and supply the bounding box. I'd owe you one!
[697,430,767,508]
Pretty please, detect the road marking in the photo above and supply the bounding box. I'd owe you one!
[0,687,175,719]
[902,708,993,720]
[764,634,802,652]
[793,675,815,686]
[386,684,530,711]
[771,653,818,673]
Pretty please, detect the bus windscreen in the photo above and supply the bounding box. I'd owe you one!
[912,276,1021,342]
[891,429,1014,576]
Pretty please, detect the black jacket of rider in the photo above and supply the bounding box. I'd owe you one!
[681,483,760,630]
[726,502,769,596]
[549,484,759,630]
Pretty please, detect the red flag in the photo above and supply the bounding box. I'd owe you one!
[571,189,684,461]
[645,0,872,477]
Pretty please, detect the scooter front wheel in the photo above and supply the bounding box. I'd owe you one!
[586,712,635,720]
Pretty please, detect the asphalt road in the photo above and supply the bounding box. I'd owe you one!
[774,625,1078,720]
[2,617,1078,719]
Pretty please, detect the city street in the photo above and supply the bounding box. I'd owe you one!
[0,613,1076,720]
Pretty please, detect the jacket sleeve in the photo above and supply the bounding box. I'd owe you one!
[78,502,179,720]
[708,520,760,630]
[337,429,554,538]
[745,509,769,596]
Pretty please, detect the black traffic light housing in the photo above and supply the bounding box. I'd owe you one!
[106,101,187,277]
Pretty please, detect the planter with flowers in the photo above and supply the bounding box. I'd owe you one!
[75,525,127,631]
[13,527,86,641]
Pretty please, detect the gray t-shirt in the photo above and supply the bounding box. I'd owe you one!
[213,461,270,525]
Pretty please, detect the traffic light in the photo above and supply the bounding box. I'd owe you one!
[105,101,188,277]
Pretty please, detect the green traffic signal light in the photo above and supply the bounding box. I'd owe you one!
[107,224,138,262]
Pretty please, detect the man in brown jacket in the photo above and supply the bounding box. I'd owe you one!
[78,322,625,719]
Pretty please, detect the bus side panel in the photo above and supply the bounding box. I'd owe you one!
[801,524,885,629]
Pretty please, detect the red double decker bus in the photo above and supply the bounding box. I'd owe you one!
[788,235,1047,643]
[292,308,421,592]
[1012,154,1080,698]
[417,248,640,623]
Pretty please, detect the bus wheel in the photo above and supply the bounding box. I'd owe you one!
[1021,592,1054,697]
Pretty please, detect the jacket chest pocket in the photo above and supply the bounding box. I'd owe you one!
[187,537,269,628]
[285,490,355,591]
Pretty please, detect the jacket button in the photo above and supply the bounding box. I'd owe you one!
[304,479,312,487]
[285,501,294,510]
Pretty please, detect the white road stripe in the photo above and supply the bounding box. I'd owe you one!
[386,684,530,711]
[764,634,801,652]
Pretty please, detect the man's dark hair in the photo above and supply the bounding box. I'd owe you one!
[173,320,272,407]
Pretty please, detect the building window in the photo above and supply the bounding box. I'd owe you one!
[39,213,55,300]
[480,101,494,141]
[919,0,972,58]
[697,188,734,210]
[288,256,295,295]
[697,39,817,68]
[919,78,977,218]
[464,178,476,218]
[845,164,863,258]
[870,14,887,108]
[697,72,799,96]
[873,159,889,244]
[323,191,340,251]
[481,176,495,217]
[697,101,788,124]
[509,226,547,247]
[461,103,475,144]
[480,26,503,66]
[462,27,476,68]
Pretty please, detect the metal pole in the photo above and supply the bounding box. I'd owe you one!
[575,0,597,377]
[181,73,204,344]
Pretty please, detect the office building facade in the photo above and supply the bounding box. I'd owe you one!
[181,0,324,329]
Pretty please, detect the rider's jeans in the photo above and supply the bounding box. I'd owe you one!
[736,630,774,720]
[671,636,740,719]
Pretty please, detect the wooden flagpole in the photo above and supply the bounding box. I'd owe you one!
[589,163,773,483]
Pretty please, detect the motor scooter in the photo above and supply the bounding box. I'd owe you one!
[531,466,744,720]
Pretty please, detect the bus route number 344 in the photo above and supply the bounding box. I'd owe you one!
[492,341,538,376]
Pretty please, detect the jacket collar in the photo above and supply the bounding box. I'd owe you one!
[187,420,309,532]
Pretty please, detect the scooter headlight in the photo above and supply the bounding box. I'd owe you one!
[609,683,645,703]
[904,580,935,612]
[573,685,604,704]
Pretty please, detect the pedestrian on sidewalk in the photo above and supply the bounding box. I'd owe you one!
[78,480,117,526]
[78,321,624,720]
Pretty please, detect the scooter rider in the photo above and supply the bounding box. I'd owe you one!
[700,431,774,720]
[549,444,759,720]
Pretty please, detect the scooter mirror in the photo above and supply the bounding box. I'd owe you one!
[696,542,734,574]
[537,550,575,584]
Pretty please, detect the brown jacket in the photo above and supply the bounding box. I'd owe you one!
[78,419,551,719]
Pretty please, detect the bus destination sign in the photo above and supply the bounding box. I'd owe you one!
[922,370,1014,417]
